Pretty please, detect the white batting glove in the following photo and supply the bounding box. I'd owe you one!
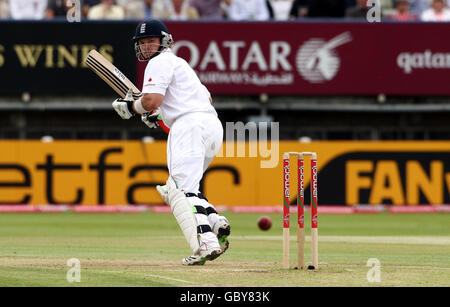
[141,108,162,129]
[112,89,135,119]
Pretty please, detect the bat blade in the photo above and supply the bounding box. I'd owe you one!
[84,49,170,134]
[85,49,141,100]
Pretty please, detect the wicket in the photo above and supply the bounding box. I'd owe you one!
[282,152,319,270]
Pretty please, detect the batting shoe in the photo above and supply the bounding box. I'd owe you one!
[213,216,231,254]
[182,247,222,266]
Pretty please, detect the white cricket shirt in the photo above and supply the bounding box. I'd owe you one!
[141,49,217,128]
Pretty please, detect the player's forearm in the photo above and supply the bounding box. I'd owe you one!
[141,94,164,112]
[133,93,164,114]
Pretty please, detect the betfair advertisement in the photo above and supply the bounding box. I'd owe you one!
[0,141,449,206]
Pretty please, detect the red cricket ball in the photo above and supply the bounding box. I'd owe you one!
[258,216,272,231]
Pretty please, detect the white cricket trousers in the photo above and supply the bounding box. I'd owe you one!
[167,111,223,194]
[167,112,223,250]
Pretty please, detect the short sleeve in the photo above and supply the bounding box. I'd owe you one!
[142,55,175,96]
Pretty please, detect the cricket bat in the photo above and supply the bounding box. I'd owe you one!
[85,49,170,133]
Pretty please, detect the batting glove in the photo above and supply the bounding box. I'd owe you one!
[112,89,135,119]
[142,108,162,129]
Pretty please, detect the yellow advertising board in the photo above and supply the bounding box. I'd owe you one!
[0,140,449,206]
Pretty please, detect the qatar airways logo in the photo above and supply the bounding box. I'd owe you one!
[296,32,352,84]
[172,34,352,85]
[397,50,450,74]
[173,41,292,86]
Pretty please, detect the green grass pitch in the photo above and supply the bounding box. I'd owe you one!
[0,212,449,287]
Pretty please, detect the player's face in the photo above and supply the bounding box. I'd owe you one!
[397,1,409,13]
[138,37,161,59]
[432,0,445,11]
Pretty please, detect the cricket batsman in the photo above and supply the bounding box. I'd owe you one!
[111,19,230,265]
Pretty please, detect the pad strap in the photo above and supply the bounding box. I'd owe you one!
[186,192,209,202]
[197,225,212,234]
[194,205,207,215]
[187,194,217,216]
[206,207,218,215]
